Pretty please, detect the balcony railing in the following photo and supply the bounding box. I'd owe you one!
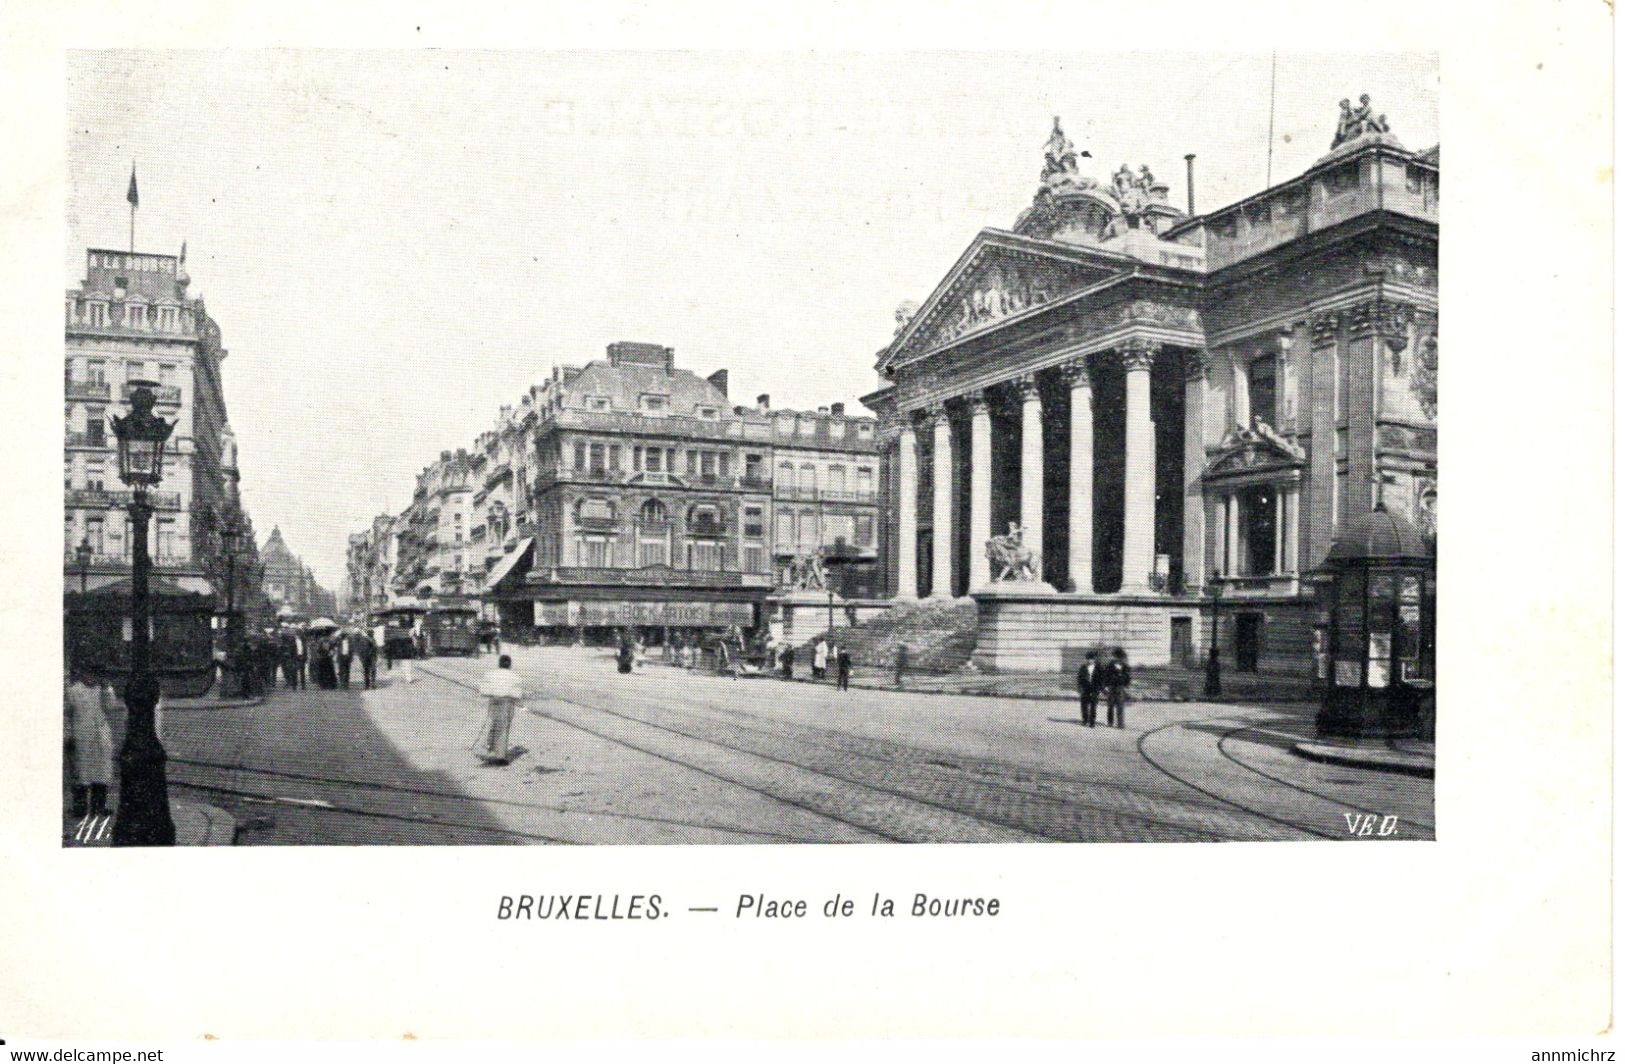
[65,431,110,450]
[773,485,877,504]
[552,408,774,442]
[66,488,182,509]
[63,550,192,568]
[66,380,110,400]
[531,565,772,589]
[121,383,182,405]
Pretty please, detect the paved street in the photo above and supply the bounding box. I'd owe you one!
[160,645,1434,845]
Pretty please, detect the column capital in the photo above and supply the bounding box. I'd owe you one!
[1182,353,1212,382]
[1060,356,1096,389]
[1118,339,1160,372]
[917,403,949,429]
[1309,311,1341,347]
[1013,374,1041,403]
[966,390,991,416]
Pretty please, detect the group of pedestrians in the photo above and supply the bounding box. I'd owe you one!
[222,625,381,697]
[777,636,852,689]
[1076,647,1132,728]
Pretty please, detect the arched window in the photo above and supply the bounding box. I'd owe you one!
[639,499,668,525]
[688,504,724,537]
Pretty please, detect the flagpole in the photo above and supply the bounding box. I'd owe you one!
[1265,52,1278,187]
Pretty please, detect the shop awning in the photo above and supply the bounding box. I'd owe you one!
[483,537,534,593]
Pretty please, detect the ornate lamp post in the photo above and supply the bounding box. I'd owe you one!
[108,381,176,847]
[209,507,246,694]
[1204,569,1223,699]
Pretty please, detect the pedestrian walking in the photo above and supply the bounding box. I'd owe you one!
[474,654,525,764]
[779,642,794,680]
[359,633,378,690]
[811,637,827,680]
[64,667,114,819]
[337,632,354,689]
[836,645,852,690]
[1102,647,1132,728]
[280,632,301,690]
[616,636,634,675]
[894,644,908,688]
[1076,650,1101,727]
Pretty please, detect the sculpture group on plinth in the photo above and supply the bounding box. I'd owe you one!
[986,523,1040,583]
[787,551,828,592]
[1331,94,1391,149]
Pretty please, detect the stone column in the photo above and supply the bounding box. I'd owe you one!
[968,390,992,591]
[1308,311,1341,563]
[895,419,919,600]
[1016,375,1044,580]
[1182,354,1210,594]
[1274,489,1286,573]
[1284,483,1300,574]
[928,405,953,598]
[1119,340,1159,593]
[1062,358,1095,594]
[1224,492,1240,575]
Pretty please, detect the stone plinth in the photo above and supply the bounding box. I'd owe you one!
[767,590,893,647]
[970,590,1202,673]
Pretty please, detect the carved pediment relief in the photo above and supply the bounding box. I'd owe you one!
[894,239,1121,362]
[1203,420,1306,480]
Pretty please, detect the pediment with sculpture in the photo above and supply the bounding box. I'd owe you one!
[885,237,1125,365]
[1202,420,1307,482]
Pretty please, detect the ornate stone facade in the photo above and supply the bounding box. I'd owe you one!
[863,104,1437,671]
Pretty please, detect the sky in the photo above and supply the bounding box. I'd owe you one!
[65,51,1436,590]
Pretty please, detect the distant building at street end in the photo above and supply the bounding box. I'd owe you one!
[261,526,336,620]
[863,104,1436,675]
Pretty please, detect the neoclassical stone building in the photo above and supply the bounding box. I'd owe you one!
[863,107,1437,672]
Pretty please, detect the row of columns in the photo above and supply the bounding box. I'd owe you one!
[893,340,1161,599]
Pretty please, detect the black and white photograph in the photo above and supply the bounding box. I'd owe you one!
[59,50,1439,848]
[2,5,1613,1051]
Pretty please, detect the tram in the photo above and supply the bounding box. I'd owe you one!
[422,605,481,656]
[373,605,425,661]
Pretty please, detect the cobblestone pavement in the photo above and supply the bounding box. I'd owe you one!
[158,645,1434,844]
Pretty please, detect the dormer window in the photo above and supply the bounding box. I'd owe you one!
[640,394,669,414]
[696,406,719,420]
[856,422,874,440]
[829,418,846,439]
[797,416,815,437]
[775,415,794,436]
[585,396,611,411]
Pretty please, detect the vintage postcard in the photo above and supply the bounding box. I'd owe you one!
[1,4,1613,1051]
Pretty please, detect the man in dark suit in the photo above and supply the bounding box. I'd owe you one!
[1102,647,1132,728]
[1076,650,1101,727]
[337,632,354,689]
[358,634,378,690]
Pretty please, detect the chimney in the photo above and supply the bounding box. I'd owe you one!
[818,406,829,416]
[1184,153,1197,215]
[706,369,729,397]
[830,402,845,416]
[756,393,771,413]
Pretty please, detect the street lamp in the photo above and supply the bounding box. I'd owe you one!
[209,507,246,695]
[108,381,176,847]
[1204,569,1223,699]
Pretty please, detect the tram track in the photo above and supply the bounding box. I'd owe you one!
[421,662,1239,843]
[1213,726,1435,835]
[166,756,829,844]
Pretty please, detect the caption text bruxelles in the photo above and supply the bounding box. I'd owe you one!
[496,893,1000,920]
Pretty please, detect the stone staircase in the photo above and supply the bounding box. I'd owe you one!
[813,598,980,673]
